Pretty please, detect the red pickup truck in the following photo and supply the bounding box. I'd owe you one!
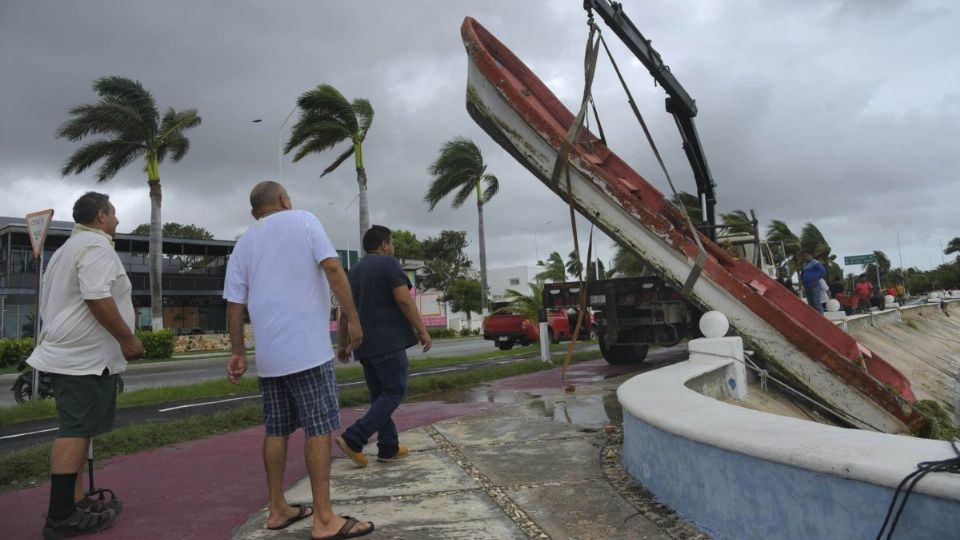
[482,307,592,350]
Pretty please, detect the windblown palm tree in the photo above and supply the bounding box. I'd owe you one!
[285,84,374,237]
[765,220,800,264]
[670,191,702,225]
[58,76,201,330]
[426,137,499,315]
[800,223,831,260]
[720,209,753,235]
[536,252,566,283]
[944,237,960,256]
[498,283,544,322]
[609,244,646,277]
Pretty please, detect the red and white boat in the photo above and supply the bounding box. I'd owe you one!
[460,16,925,434]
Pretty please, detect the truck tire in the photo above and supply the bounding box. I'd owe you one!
[548,328,559,344]
[498,342,514,351]
[599,333,649,364]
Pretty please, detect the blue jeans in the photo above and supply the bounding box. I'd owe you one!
[804,285,823,314]
[342,349,408,457]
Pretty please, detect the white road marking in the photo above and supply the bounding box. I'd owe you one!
[0,427,58,440]
[158,395,260,412]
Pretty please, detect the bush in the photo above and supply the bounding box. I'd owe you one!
[459,328,472,337]
[426,327,457,339]
[135,329,175,359]
[0,338,34,368]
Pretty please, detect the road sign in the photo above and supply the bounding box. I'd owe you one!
[26,209,54,258]
[843,254,876,265]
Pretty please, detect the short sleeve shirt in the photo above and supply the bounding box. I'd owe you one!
[223,210,338,377]
[348,254,417,359]
[27,225,134,375]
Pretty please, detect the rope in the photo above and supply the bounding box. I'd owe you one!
[875,441,960,539]
[695,349,886,432]
[596,32,707,299]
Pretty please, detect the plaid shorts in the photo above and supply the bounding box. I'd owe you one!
[258,362,340,437]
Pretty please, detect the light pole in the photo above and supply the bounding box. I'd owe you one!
[252,103,298,181]
[528,220,552,262]
[886,227,903,279]
[924,236,946,266]
[329,194,360,270]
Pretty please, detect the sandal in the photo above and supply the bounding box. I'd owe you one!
[43,508,116,539]
[311,515,374,540]
[266,504,313,530]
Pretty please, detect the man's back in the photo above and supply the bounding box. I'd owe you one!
[348,254,416,360]
[224,210,337,376]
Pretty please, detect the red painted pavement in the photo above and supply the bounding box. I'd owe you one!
[0,359,630,539]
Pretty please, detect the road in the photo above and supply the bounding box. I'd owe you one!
[0,339,628,453]
[0,336,501,407]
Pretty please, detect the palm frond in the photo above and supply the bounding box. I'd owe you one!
[352,98,374,140]
[93,76,159,133]
[285,118,352,157]
[297,84,359,134]
[95,145,144,183]
[670,191,703,224]
[60,139,119,177]
[426,137,487,210]
[720,209,753,235]
[56,102,147,142]
[480,174,499,205]
[161,134,190,162]
[321,147,355,177]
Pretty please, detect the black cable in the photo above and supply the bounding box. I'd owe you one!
[876,440,960,539]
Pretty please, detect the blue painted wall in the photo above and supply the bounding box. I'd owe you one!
[622,413,960,540]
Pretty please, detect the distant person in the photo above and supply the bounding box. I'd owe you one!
[800,250,827,314]
[855,276,873,309]
[825,256,843,298]
[776,266,794,292]
[224,181,373,539]
[336,225,431,467]
[895,283,906,306]
[27,192,144,538]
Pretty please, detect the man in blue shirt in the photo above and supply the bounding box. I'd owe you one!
[336,225,431,467]
[800,250,827,314]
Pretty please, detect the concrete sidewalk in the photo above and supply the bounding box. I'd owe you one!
[232,365,706,540]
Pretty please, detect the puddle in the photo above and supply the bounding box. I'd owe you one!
[544,394,619,428]
[432,386,541,405]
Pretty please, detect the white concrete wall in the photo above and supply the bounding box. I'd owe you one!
[617,343,960,540]
[486,265,547,303]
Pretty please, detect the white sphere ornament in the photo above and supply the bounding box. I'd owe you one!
[884,295,895,304]
[699,311,729,338]
[825,299,841,312]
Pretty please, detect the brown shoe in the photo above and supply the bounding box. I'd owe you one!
[335,436,368,468]
[377,445,409,462]
[43,508,116,539]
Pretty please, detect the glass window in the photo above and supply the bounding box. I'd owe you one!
[509,278,520,286]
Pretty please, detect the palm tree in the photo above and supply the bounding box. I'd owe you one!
[765,219,800,265]
[57,76,201,330]
[609,244,646,277]
[670,191,702,224]
[800,223,831,260]
[944,237,960,257]
[426,137,500,316]
[720,209,753,235]
[285,84,374,237]
[536,252,566,282]
[498,283,544,322]
[565,250,583,279]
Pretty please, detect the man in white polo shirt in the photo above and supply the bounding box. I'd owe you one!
[27,192,144,539]
[224,181,373,539]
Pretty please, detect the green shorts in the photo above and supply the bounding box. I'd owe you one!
[52,372,119,438]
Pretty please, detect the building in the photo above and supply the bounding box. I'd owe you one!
[0,216,238,339]
[486,264,548,303]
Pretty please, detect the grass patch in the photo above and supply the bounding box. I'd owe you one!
[0,351,600,492]
[0,341,593,426]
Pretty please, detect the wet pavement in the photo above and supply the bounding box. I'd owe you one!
[0,347,703,539]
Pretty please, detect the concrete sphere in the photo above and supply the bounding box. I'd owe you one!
[825,299,841,312]
[699,311,729,338]
[884,295,895,304]
[929,292,940,299]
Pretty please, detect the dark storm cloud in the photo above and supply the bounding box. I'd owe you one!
[1,0,957,271]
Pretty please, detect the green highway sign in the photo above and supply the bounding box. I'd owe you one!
[844,254,876,265]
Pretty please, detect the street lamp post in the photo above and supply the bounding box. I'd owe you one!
[887,227,904,278]
[329,194,360,270]
[252,104,298,181]
[528,220,552,262]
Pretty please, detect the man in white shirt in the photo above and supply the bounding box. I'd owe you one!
[224,181,373,539]
[27,192,144,538]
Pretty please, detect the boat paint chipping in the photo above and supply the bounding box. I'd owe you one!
[460,16,925,434]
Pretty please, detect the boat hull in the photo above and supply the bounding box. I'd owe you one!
[461,16,924,434]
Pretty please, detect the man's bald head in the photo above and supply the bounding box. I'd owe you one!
[250,181,290,219]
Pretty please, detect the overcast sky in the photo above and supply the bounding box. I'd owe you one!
[1,0,958,273]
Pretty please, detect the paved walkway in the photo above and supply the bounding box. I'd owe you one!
[1,353,704,539]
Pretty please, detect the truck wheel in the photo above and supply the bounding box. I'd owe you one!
[548,329,559,344]
[498,342,514,351]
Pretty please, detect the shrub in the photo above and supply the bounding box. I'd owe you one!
[135,329,175,359]
[0,338,35,368]
[459,328,472,337]
[426,327,457,339]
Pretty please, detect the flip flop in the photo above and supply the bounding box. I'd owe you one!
[311,515,374,539]
[266,504,313,530]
